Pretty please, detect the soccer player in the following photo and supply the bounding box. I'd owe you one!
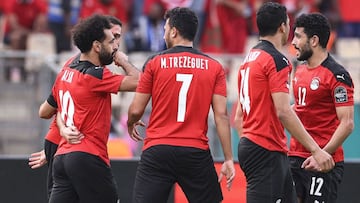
[28,15,132,199]
[233,2,335,202]
[47,14,139,203]
[127,7,235,203]
[289,13,354,203]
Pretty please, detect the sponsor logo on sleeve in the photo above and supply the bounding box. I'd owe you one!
[334,86,348,103]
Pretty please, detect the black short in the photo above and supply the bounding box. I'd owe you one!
[44,139,58,198]
[49,152,119,203]
[238,137,297,203]
[133,145,223,203]
[289,156,344,203]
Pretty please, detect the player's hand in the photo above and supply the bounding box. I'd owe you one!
[28,150,47,169]
[301,156,321,172]
[218,159,235,191]
[60,126,84,144]
[127,120,145,142]
[113,51,129,67]
[304,149,334,172]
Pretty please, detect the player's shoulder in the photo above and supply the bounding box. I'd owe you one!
[152,46,215,60]
[254,40,290,71]
[322,55,353,87]
[66,55,104,80]
[143,46,222,71]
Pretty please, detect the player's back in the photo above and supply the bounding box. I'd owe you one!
[138,46,227,150]
[238,40,291,153]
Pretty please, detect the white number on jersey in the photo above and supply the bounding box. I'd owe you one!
[239,67,251,114]
[309,176,323,197]
[59,90,75,126]
[297,87,306,106]
[176,73,193,122]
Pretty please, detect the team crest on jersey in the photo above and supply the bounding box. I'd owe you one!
[310,77,320,90]
[334,86,348,103]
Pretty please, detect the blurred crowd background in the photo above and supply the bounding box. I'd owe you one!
[1,0,360,57]
[0,0,359,160]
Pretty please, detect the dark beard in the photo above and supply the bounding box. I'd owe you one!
[99,50,113,66]
[297,47,313,61]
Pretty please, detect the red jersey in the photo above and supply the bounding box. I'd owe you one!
[289,55,354,162]
[45,117,62,145]
[80,0,130,24]
[137,46,227,151]
[217,0,248,53]
[143,0,192,14]
[237,40,292,154]
[339,0,360,22]
[3,0,47,31]
[52,55,124,166]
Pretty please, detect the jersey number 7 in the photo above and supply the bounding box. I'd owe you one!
[176,73,193,122]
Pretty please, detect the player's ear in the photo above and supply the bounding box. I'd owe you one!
[171,27,177,38]
[93,40,101,52]
[279,22,286,34]
[310,35,319,47]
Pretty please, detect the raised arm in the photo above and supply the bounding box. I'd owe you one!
[113,51,140,91]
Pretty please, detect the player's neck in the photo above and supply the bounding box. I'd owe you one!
[172,38,193,48]
[307,48,328,68]
[259,35,284,52]
[80,52,101,66]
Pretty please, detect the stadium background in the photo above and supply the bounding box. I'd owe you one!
[0,0,359,202]
[0,47,359,202]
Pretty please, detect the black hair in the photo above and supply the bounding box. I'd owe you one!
[256,2,287,37]
[107,15,123,27]
[294,13,331,49]
[72,14,112,53]
[164,7,198,41]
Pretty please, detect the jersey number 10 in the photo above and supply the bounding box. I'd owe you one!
[59,90,75,127]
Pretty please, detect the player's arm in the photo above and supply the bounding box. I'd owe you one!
[272,92,335,171]
[127,93,150,141]
[39,100,57,119]
[56,113,84,144]
[39,93,57,119]
[212,94,235,190]
[233,100,243,136]
[113,51,140,91]
[216,0,250,16]
[322,106,354,154]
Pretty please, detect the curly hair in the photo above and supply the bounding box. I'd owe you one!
[294,13,331,49]
[72,14,112,53]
